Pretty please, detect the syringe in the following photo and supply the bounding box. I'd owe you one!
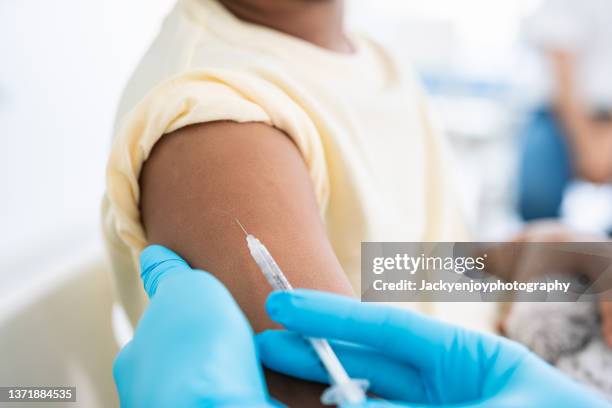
[236,220,368,406]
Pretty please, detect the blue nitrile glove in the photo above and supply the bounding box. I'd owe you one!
[257,290,611,408]
[113,245,277,408]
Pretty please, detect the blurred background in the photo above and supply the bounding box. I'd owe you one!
[1,0,611,406]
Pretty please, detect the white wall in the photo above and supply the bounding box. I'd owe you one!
[0,0,174,288]
[1,0,540,286]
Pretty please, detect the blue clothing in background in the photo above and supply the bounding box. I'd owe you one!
[518,109,573,220]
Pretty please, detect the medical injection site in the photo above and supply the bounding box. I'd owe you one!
[3,0,612,406]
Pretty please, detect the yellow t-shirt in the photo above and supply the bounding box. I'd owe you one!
[103,0,466,324]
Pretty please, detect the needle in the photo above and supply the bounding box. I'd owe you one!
[235,218,248,236]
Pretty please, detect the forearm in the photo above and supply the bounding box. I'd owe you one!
[551,51,612,182]
[551,51,588,136]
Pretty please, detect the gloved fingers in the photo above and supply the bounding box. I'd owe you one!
[349,401,411,408]
[112,340,134,385]
[351,402,462,408]
[349,400,479,408]
[265,290,456,370]
[139,245,193,297]
[256,330,429,403]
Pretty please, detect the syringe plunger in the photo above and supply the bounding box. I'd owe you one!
[243,232,368,405]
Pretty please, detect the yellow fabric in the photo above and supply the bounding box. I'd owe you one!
[103,0,466,325]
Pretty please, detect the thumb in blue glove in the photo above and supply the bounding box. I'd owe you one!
[113,245,275,408]
[257,289,610,408]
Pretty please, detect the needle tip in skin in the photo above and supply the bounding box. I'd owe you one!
[235,218,248,236]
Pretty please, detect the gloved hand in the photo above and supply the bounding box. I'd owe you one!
[113,245,276,408]
[257,290,610,408]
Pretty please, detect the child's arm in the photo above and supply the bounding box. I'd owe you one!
[139,120,354,406]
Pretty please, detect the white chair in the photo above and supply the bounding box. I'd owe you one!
[0,246,120,407]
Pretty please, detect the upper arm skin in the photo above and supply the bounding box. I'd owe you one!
[140,120,354,327]
[140,121,354,406]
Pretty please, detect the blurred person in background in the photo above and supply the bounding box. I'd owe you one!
[518,0,612,222]
[504,55,612,389]
[512,1,612,392]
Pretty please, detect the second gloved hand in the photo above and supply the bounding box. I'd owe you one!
[257,290,610,408]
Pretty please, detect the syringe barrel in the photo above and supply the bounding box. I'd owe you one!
[246,235,293,291]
